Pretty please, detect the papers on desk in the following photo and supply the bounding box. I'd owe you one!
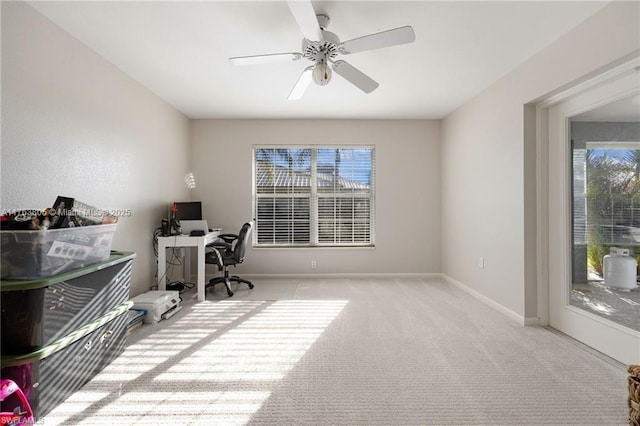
[180,220,209,235]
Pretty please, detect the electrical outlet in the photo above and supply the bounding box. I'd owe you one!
[311,260,317,269]
[478,257,485,269]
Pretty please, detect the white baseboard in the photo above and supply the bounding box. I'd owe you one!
[524,317,541,326]
[197,271,539,326]
[195,272,440,284]
[441,274,535,326]
[239,272,440,280]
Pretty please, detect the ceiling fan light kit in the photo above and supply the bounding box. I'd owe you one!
[312,58,331,86]
[229,0,415,100]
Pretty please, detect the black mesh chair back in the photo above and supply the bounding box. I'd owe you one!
[233,221,253,264]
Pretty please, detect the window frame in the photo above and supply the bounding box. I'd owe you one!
[252,145,376,248]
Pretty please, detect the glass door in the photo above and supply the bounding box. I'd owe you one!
[547,63,640,365]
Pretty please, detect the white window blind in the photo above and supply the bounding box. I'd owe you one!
[577,141,640,246]
[253,146,375,247]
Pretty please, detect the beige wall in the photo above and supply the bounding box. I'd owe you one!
[190,119,440,276]
[441,1,640,321]
[5,0,637,315]
[1,2,191,296]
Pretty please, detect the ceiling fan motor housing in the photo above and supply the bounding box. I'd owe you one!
[302,30,340,63]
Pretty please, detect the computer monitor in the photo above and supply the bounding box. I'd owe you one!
[171,201,202,221]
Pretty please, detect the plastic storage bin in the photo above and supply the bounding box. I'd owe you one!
[0,302,131,421]
[0,223,118,280]
[1,252,135,355]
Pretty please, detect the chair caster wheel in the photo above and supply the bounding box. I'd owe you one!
[248,284,254,289]
[227,290,234,297]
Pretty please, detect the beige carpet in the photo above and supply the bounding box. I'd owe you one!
[44,277,628,425]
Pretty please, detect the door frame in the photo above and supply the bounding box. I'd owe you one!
[535,56,640,364]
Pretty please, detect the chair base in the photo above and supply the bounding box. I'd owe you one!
[206,272,254,297]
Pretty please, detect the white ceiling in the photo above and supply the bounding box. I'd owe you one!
[28,1,609,119]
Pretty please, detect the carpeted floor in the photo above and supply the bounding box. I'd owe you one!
[44,277,628,425]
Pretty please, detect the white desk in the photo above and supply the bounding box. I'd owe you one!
[157,231,219,302]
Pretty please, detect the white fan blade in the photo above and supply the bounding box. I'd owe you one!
[287,0,323,42]
[288,66,314,100]
[332,60,379,94]
[340,26,415,54]
[230,53,302,66]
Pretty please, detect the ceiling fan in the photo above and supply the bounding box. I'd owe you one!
[229,0,415,100]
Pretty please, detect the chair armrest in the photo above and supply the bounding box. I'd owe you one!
[207,234,234,250]
[217,233,238,243]
[208,242,231,252]
[211,234,238,249]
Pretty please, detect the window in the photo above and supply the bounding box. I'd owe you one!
[253,146,375,247]
[572,137,640,277]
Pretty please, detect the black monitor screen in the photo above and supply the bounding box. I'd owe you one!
[172,201,202,221]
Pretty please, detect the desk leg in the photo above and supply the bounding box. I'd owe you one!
[184,248,191,285]
[197,244,205,302]
[157,244,167,291]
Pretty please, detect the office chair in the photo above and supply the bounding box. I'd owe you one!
[205,221,254,297]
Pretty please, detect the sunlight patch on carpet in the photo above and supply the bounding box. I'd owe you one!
[43,300,347,425]
[155,300,348,382]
